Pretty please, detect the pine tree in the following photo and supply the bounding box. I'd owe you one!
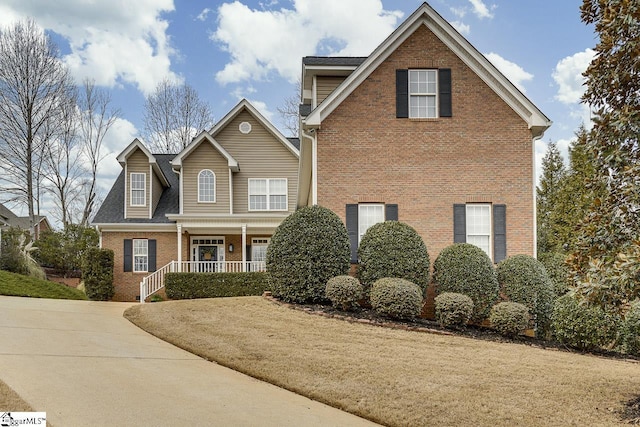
[536,141,566,255]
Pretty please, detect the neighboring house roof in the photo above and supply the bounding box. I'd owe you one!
[303,2,552,138]
[93,154,179,224]
[0,202,51,231]
[116,138,170,187]
[210,99,300,157]
[171,129,240,172]
[0,203,18,223]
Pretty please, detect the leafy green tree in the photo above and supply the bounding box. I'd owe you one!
[34,224,98,276]
[536,141,566,255]
[567,0,640,315]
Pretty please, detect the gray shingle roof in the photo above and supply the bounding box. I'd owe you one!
[287,137,300,150]
[92,154,179,224]
[302,56,367,66]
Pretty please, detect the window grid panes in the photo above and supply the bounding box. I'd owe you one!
[409,70,437,118]
[358,204,385,242]
[130,173,145,206]
[251,238,270,262]
[133,239,148,272]
[249,179,287,211]
[466,204,491,258]
[198,170,216,202]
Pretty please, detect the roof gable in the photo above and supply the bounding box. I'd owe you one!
[210,99,299,158]
[171,130,239,172]
[116,138,170,187]
[303,2,551,138]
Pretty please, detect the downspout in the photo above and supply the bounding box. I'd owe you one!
[301,128,318,206]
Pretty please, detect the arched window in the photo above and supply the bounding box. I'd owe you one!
[198,169,216,203]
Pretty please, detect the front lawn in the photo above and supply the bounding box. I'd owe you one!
[0,269,87,300]
[125,296,640,427]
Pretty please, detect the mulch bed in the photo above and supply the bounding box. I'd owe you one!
[622,395,640,425]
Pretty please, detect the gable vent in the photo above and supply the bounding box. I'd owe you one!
[239,121,252,134]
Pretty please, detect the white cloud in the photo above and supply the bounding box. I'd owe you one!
[212,0,403,85]
[96,118,139,191]
[450,7,466,19]
[484,52,534,93]
[247,99,275,122]
[468,0,494,19]
[0,0,179,95]
[451,21,471,35]
[196,8,213,22]
[552,48,595,105]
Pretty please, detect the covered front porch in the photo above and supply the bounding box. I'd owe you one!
[140,214,285,302]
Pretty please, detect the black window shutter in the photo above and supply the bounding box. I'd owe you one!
[346,204,359,263]
[148,239,157,272]
[453,204,466,243]
[439,68,452,117]
[396,69,409,118]
[385,204,398,221]
[123,239,132,272]
[493,204,507,263]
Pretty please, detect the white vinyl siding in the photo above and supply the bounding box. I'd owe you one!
[409,70,437,118]
[130,173,146,206]
[466,204,491,257]
[198,169,216,203]
[358,204,385,243]
[249,179,288,211]
[133,239,148,273]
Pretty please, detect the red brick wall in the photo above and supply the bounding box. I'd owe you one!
[101,231,178,301]
[316,24,534,264]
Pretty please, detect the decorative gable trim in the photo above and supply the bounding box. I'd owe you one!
[116,138,170,188]
[170,130,240,172]
[303,3,551,138]
[210,99,300,158]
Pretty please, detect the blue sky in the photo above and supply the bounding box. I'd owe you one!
[1,0,597,217]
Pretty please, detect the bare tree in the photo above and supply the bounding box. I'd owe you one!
[277,80,301,137]
[0,19,75,233]
[143,79,214,153]
[77,79,120,226]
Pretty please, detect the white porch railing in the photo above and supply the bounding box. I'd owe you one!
[140,261,267,302]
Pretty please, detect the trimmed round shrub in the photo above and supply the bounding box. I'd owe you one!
[370,278,423,320]
[433,243,498,323]
[434,292,474,328]
[325,275,363,311]
[619,300,640,356]
[490,302,530,337]
[497,255,554,337]
[267,206,350,303]
[551,294,618,351]
[538,252,571,297]
[357,221,430,295]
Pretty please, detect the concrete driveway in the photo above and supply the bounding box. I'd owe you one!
[0,296,378,427]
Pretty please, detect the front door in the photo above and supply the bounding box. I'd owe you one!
[198,246,218,272]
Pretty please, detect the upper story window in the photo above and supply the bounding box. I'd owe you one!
[358,204,385,243]
[249,178,288,211]
[130,173,146,206]
[198,169,216,203]
[409,70,437,118]
[133,239,148,273]
[466,204,491,258]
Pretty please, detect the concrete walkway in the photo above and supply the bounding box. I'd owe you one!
[0,296,379,427]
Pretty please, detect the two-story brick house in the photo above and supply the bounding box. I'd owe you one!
[93,100,299,301]
[297,2,551,266]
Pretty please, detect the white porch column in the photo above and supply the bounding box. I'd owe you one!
[177,224,183,272]
[241,224,247,272]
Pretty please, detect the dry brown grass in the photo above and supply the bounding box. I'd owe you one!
[0,378,34,411]
[125,296,640,427]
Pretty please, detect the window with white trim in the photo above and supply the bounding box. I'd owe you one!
[130,173,146,206]
[249,179,288,211]
[198,169,216,203]
[133,239,148,272]
[358,204,385,243]
[466,204,491,257]
[409,70,437,118]
[251,238,270,262]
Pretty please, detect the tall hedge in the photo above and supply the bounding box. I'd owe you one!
[82,247,114,301]
[433,243,498,322]
[357,221,430,295]
[165,272,268,299]
[497,255,554,337]
[267,205,350,303]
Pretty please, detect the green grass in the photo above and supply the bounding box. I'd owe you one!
[0,269,87,300]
